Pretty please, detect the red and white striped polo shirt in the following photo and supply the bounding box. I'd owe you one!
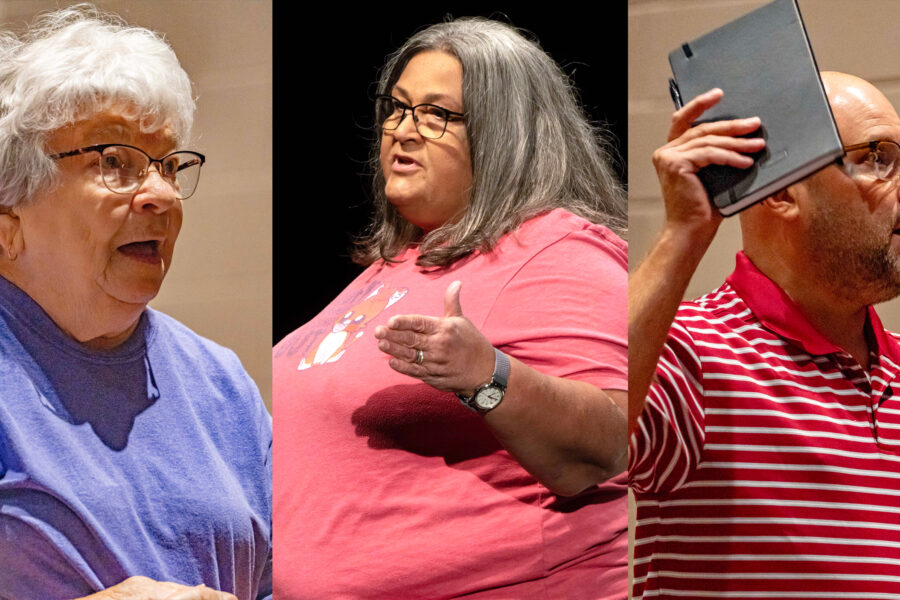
[630,252,900,599]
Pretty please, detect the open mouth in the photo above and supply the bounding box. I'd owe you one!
[394,155,418,169]
[117,240,161,263]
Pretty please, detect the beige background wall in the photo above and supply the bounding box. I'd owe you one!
[0,1,273,410]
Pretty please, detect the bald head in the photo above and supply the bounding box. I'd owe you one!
[822,71,900,145]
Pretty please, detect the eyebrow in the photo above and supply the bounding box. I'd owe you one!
[83,123,131,142]
[392,85,462,110]
[82,119,177,147]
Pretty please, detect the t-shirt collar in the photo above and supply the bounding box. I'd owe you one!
[0,273,149,361]
[726,251,900,363]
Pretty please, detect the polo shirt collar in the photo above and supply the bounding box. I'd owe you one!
[726,251,900,364]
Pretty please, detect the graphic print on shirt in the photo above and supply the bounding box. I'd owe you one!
[291,281,408,370]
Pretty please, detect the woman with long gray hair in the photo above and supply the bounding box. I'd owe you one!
[274,17,627,598]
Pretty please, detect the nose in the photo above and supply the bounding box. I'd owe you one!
[391,108,423,142]
[132,164,179,214]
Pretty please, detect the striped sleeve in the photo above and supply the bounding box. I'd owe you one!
[629,305,707,494]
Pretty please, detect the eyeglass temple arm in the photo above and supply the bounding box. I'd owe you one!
[48,147,94,160]
[175,156,205,172]
[835,141,882,167]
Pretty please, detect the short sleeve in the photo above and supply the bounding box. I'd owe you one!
[628,312,707,494]
[480,225,627,391]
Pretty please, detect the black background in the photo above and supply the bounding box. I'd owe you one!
[273,6,628,344]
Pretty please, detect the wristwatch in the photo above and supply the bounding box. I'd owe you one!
[456,348,510,414]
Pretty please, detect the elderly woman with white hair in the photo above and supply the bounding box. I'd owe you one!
[273,18,627,599]
[0,7,271,600]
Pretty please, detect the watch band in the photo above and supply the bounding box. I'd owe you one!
[491,347,510,387]
[456,348,509,413]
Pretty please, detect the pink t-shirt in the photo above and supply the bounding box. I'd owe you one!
[273,209,627,599]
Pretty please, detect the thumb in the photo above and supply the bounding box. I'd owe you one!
[444,280,464,318]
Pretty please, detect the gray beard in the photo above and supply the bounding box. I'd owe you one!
[808,211,900,306]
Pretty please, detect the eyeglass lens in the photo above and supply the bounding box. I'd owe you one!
[872,142,900,180]
[378,97,448,139]
[99,145,202,198]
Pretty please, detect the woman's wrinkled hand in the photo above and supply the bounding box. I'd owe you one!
[75,576,238,600]
[374,280,496,397]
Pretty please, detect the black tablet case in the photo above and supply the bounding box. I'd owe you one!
[668,0,843,216]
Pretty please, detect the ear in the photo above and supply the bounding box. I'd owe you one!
[0,206,23,261]
[761,184,802,222]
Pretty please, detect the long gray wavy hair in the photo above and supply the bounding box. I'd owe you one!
[353,17,626,267]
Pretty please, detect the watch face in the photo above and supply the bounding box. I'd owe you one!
[474,385,504,410]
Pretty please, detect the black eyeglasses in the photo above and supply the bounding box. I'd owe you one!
[49,144,206,199]
[375,95,466,140]
[841,140,900,182]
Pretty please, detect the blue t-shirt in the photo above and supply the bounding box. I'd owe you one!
[0,276,272,600]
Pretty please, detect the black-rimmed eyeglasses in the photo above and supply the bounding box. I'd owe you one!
[841,140,900,182]
[375,95,466,140]
[49,144,206,199]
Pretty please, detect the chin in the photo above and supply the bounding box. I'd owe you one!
[101,277,164,308]
[103,256,169,303]
[392,207,440,231]
[387,197,418,222]
[385,178,424,205]
[118,288,161,307]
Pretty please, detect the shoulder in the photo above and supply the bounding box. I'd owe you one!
[665,282,764,375]
[675,281,750,328]
[496,209,627,270]
[486,209,627,294]
[144,308,260,397]
[481,210,628,377]
[146,308,270,434]
[146,309,241,363]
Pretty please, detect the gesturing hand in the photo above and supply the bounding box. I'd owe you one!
[652,88,765,240]
[374,281,496,398]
